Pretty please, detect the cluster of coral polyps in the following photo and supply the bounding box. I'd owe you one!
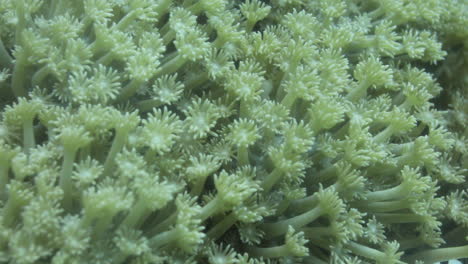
[0,0,466,263]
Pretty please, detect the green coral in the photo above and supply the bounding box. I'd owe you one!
[0,0,467,263]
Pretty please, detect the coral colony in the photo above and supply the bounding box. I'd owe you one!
[0,0,467,263]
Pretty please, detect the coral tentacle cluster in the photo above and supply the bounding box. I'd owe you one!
[0,0,466,263]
